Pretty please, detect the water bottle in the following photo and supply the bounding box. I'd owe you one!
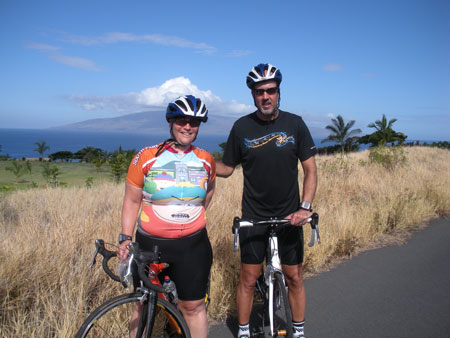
[116,254,133,290]
[163,276,178,305]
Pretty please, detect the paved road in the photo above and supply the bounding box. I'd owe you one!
[209,217,450,338]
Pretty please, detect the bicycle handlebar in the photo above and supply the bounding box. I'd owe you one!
[89,239,165,293]
[232,213,320,251]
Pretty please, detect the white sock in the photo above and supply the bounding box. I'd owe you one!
[237,323,250,338]
[293,320,305,338]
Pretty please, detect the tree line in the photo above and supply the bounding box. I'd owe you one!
[318,113,448,155]
[1,114,448,189]
[2,143,137,189]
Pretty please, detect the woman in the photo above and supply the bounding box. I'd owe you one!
[117,95,216,338]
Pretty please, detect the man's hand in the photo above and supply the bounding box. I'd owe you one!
[285,209,312,226]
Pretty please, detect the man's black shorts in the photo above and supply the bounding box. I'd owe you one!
[239,225,304,265]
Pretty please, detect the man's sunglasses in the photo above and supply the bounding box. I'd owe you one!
[254,87,279,96]
[174,117,202,127]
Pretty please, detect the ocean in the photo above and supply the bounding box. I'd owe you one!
[0,128,370,159]
[0,129,229,159]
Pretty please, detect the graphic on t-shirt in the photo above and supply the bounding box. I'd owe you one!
[142,159,207,205]
[244,132,295,149]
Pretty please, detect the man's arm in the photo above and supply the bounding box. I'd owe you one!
[300,156,317,205]
[216,161,235,178]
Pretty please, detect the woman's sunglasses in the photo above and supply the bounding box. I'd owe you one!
[174,117,202,127]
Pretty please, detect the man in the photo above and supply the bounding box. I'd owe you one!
[216,63,318,338]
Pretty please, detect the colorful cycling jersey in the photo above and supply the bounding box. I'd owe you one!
[126,143,216,238]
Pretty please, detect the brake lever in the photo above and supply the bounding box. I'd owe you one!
[89,247,99,269]
[232,217,240,252]
[89,239,106,269]
[308,213,321,247]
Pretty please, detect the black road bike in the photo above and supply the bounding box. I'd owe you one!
[76,239,191,338]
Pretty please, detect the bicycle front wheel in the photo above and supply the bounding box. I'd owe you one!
[265,272,293,338]
[76,293,191,338]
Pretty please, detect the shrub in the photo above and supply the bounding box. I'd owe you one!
[368,146,407,170]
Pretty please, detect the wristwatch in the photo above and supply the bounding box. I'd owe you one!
[300,201,312,211]
[118,234,132,244]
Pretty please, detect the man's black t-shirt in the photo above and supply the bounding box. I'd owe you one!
[222,110,317,220]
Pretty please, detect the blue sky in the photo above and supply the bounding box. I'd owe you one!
[1,0,449,140]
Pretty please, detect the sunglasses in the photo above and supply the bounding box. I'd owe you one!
[254,87,279,96]
[174,117,201,127]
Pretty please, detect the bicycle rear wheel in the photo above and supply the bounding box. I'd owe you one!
[264,272,293,338]
[76,293,190,338]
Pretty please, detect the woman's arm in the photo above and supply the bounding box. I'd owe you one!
[203,179,216,210]
[117,183,142,259]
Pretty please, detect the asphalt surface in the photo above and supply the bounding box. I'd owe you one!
[208,217,450,338]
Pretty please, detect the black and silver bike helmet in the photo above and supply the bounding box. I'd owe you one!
[246,63,282,89]
[166,95,208,123]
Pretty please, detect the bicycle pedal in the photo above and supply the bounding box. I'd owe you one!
[250,329,264,338]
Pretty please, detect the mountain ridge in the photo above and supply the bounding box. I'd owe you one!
[50,110,327,138]
[50,110,235,136]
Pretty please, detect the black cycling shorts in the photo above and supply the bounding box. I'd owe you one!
[134,227,212,301]
[239,225,304,265]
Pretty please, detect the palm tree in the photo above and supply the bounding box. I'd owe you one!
[366,114,406,146]
[34,140,50,160]
[368,114,396,133]
[321,115,361,153]
[6,160,25,184]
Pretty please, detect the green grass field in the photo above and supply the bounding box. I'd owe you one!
[0,160,118,191]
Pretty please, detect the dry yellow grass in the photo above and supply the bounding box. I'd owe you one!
[1,147,449,336]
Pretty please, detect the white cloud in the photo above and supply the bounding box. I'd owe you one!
[361,73,377,77]
[62,32,217,55]
[68,77,253,116]
[25,42,101,71]
[323,63,344,72]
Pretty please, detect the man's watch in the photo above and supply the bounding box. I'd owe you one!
[118,234,132,244]
[300,201,312,211]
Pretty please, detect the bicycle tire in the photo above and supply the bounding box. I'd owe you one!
[264,272,293,338]
[76,293,191,338]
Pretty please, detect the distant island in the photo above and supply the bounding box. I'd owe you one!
[49,110,327,138]
[50,110,235,136]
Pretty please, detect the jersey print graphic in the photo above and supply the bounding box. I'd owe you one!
[142,153,209,206]
[244,132,295,149]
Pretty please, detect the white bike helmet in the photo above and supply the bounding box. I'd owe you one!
[246,63,282,89]
[166,95,208,122]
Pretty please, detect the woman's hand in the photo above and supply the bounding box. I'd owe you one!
[116,241,131,261]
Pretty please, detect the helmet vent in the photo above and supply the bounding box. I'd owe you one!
[186,98,194,111]
[175,100,188,112]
